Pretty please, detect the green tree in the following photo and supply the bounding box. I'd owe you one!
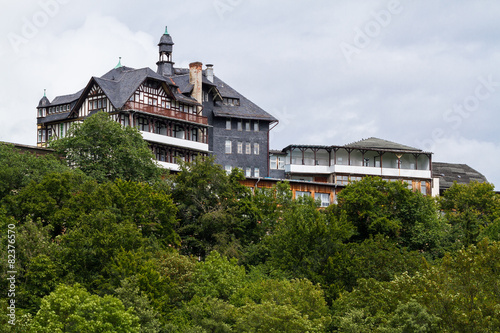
[334,177,445,255]
[50,111,161,183]
[113,277,162,333]
[0,142,69,200]
[58,210,145,289]
[333,239,500,332]
[266,196,354,284]
[172,157,260,258]
[30,284,140,332]
[440,181,500,247]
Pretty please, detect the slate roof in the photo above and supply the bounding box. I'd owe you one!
[345,137,423,152]
[50,89,84,106]
[170,74,193,94]
[42,61,273,124]
[37,112,71,124]
[97,66,200,108]
[281,138,431,154]
[432,162,488,189]
[208,75,277,122]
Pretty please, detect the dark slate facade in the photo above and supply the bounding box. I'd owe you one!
[197,69,277,177]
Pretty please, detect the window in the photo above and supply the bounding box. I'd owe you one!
[155,122,165,135]
[237,121,242,131]
[296,191,311,198]
[420,181,427,195]
[191,128,198,142]
[406,180,413,190]
[254,168,260,178]
[156,148,166,162]
[226,118,231,130]
[254,143,259,155]
[47,128,52,141]
[225,140,232,154]
[137,117,149,132]
[316,193,330,207]
[245,121,250,131]
[337,175,349,185]
[254,121,259,132]
[270,156,277,169]
[245,167,251,177]
[278,156,285,170]
[38,129,43,143]
[60,123,64,138]
[88,97,107,112]
[225,165,232,174]
[174,125,185,139]
[237,142,243,154]
[120,114,130,127]
[246,143,251,154]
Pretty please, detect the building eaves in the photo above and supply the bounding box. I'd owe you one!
[37,111,71,124]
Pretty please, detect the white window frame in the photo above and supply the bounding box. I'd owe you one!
[316,193,330,207]
[254,143,259,155]
[225,140,232,154]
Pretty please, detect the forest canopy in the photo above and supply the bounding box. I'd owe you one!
[1,115,499,332]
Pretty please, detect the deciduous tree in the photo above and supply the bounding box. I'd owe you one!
[50,111,161,183]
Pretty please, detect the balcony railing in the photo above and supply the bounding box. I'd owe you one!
[123,101,208,125]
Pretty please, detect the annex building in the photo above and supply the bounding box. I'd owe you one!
[36,27,276,173]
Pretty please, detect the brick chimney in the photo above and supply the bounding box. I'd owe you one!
[189,62,203,114]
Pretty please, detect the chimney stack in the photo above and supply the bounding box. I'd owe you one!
[189,62,203,114]
[206,64,214,82]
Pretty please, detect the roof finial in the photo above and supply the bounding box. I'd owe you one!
[164,26,169,35]
[43,89,46,97]
[114,57,122,69]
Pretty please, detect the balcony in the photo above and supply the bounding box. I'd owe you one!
[157,161,180,172]
[124,101,208,125]
[141,131,209,152]
[285,164,431,180]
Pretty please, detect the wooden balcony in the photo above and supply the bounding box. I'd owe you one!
[123,101,208,125]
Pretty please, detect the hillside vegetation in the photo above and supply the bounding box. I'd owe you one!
[1,114,499,332]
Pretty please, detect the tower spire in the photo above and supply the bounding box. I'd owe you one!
[157,26,174,77]
[114,57,122,69]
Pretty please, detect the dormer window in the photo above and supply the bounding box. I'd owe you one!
[222,98,240,106]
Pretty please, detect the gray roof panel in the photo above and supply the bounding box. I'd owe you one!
[345,137,423,152]
[432,162,488,189]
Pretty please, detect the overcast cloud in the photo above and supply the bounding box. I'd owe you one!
[1,0,499,187]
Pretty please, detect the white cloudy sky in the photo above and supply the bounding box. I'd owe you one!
[1,0,499,187]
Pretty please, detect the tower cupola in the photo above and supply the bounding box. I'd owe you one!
[157,26,175,77]
[37,89,50,118]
